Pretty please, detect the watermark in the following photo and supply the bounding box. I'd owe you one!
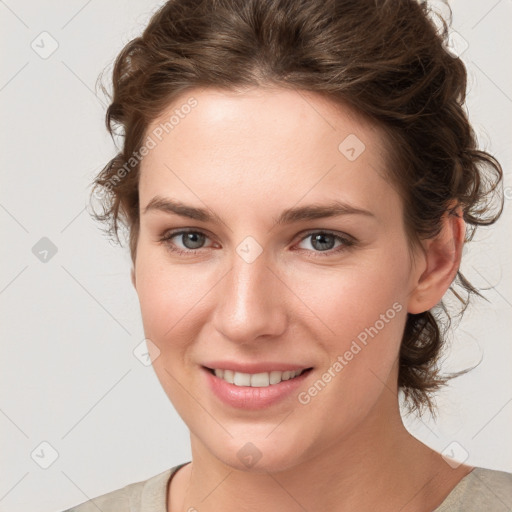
[338,134,366,161]
[31,31,59,59]
[297,301,403,405]
[133,338,161,366]
[237,441,263,468]
[32,237,58,263]
[94,96,198,199]
[236,236,264,263]
[31,441,59,469]
[443,30,469,58]
[441,441,469,468]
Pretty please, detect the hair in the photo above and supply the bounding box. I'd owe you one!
[92,0,503,414]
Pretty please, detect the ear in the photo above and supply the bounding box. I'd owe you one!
[407,205,465,314]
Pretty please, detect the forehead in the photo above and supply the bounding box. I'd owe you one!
[139,87,396,217]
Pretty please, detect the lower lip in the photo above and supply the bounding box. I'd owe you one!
[203,367,312,410]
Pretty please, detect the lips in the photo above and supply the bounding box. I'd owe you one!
[202,363,314,409]
[202,361,312,374]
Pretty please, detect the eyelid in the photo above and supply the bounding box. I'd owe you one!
[159,228,356,256]
[295,228,355,244]
[293,229,356,256]
[159,228,217,251]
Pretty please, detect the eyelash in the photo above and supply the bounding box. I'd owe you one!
[158,229,356,258]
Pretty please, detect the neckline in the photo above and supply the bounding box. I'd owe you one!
[165,461,192,511]
[433,466,477,510]
[163,463,479,511]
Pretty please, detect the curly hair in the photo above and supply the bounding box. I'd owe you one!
[92,0,503,413]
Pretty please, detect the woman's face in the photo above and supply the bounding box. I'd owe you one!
[134,87,422,472]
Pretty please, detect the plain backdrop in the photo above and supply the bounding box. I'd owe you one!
[0,1,511,511]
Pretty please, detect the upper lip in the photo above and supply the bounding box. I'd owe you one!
[202,361,313,374]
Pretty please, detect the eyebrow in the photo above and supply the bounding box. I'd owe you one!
[143,196,224,224]
[143,195,375,225]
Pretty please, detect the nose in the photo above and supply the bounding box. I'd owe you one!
[212,252,288,345]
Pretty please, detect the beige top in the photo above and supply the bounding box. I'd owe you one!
[62,464,512,511]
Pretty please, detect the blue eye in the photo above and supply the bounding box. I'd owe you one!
[175,231,207,250]
[296,231,355,256]
[159,229,355,257]
[160,230,213,255]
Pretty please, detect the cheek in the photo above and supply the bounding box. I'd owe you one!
[292,265,408,422]
[290,252,410,394]
[136,237,214,307]
[134,250,213,409]
[289,252,409,340]
[134,247,211,351]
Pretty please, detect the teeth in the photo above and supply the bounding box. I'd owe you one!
[234,372,251,386]
[269,371,282,385]
[213,368,307,387]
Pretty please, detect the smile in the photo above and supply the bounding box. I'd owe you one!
[208,368,310,387]
[202,365,314,410]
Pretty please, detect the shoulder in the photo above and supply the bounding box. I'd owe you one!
[59,464,186,512]
[434,467,512,512]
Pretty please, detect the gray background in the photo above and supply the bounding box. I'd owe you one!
[0,1,511,511]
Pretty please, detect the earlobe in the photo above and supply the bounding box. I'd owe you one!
[407,206,465,314]
[131,267,136,289]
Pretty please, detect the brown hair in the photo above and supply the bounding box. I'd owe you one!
[92,0,503,413]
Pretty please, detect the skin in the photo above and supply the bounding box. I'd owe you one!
[132,86,472,511]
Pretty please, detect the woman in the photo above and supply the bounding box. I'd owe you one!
[64,0,511,510]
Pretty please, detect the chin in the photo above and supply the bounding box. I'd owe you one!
[205,429,314,474]
[223,450,306,475]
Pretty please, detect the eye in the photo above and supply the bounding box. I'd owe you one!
[159,229,214,255]
[159,229,356,257]
[295,230,355,256]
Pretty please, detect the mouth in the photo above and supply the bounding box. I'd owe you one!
[203,366,313,388]
[202,365,314,409]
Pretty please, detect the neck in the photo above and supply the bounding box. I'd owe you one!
[170,392,471,512]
